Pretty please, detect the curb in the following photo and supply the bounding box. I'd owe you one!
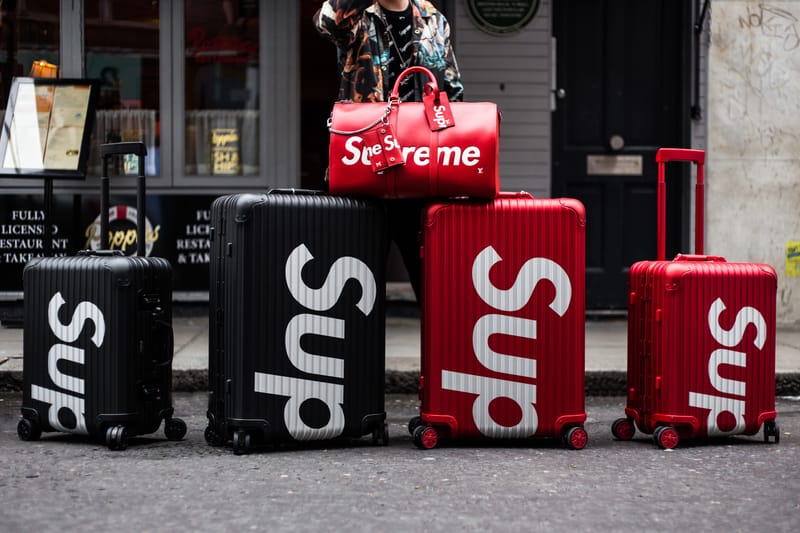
[4,370,800,397]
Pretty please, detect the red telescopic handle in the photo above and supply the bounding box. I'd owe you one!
[655,148,705,261]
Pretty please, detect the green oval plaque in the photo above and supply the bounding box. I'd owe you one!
[466,0,541,35]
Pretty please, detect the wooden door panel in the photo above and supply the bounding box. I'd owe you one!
[552,0,689,309]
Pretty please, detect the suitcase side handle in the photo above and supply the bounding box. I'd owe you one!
[266,188,323,196]
[99,141,147,256]
[673,253,726,262]
[656,147,705,261]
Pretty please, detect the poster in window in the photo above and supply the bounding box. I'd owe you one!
[211,127,241,175]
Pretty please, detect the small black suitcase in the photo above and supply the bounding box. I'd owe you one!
[18,142,186,450]
[205,189,388,454]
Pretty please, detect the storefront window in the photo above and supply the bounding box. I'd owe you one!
[84,0,160,175]
[184,1,259,176]
[0,0,60,105]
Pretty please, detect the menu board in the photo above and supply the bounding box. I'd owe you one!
[0,77,99,179]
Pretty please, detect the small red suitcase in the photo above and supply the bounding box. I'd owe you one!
[409,192,587,449]
[612,148,779,449]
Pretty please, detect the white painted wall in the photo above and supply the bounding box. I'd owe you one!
[708,1,800,326]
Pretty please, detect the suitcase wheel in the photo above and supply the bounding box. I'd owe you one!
[413,425,439,450]
[611,418,635,441]
[164,418,187,441]
[204,425,227,447]
[407,416,422,436]
[763,420,780,444]
[653,426,679,450]
[106,425,129,451]
[232,430,251,455]
[17,418,42,442]
[371,423,389,446]
[563,426,588,450]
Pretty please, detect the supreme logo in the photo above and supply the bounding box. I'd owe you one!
[31,292,106,435]
[253,243,377,441]
[340,136,482,168]
[441,246,572,438]
[688,297,767,436]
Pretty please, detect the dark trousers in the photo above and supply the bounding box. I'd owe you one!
[385,199,426,302]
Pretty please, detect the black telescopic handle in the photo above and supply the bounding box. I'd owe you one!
[99,142,148,256]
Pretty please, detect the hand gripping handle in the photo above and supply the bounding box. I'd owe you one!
[655,148,705,261]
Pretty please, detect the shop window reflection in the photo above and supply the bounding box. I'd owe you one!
[84,0,160,176]
[184,1,259,176]
[0,0,60,114]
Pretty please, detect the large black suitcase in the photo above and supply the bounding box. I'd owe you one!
[205,189,388,454]
[18,142,186,450]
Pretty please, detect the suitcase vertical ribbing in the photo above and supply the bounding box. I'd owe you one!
[205,190,388,454]
[612,148,779,449]
[19,142,185,450]
[410,192,587,449]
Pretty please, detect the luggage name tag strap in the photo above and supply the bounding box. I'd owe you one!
[423,83,455,131]
[364,122,405,173]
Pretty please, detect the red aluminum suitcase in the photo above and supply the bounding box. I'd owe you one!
[612,148,779,449]
[409,192,587,449]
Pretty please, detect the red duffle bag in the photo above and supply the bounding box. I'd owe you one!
[327,66,500,199]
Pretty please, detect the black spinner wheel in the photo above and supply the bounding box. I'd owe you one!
[17,418,42,442]
[407,416,422,436]
[764,420,780,444]
[106,425,129,451]
[232,430,251,455]
[164,418,187,441]
[204,425,226,446]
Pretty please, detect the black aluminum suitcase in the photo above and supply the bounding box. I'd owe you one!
[205,189,388,454]
[18,142,186,450]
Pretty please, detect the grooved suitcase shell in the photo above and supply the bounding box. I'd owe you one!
[626,258,777,438]
[22,255,174,438]
[420,194,586,441]
[208,191,387,445]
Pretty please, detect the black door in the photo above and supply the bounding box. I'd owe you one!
[552,0,691,309]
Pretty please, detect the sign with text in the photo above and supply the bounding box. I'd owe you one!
[0,194,216,293]
[466,0,541,35]
[211,127,240,175]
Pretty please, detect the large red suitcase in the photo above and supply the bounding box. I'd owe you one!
[409,192,587,449]
[612,148,779,449]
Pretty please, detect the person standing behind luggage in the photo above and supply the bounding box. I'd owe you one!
[314,0,464,300]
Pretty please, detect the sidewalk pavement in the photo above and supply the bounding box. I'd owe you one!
[2,305,799,396]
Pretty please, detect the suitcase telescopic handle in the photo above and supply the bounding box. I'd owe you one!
[655,148,705,261]
[99,141,148,257]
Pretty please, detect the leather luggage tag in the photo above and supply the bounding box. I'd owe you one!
[367,124,405,173]
[423,90,455,131]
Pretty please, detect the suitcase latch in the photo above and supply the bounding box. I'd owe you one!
[141,384,162,401]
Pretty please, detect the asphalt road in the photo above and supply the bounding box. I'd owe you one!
[1,393,798,532]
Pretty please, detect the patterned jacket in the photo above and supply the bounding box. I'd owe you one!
[314,0,464,103]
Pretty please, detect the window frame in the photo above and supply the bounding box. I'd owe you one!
[0,0,300,193]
